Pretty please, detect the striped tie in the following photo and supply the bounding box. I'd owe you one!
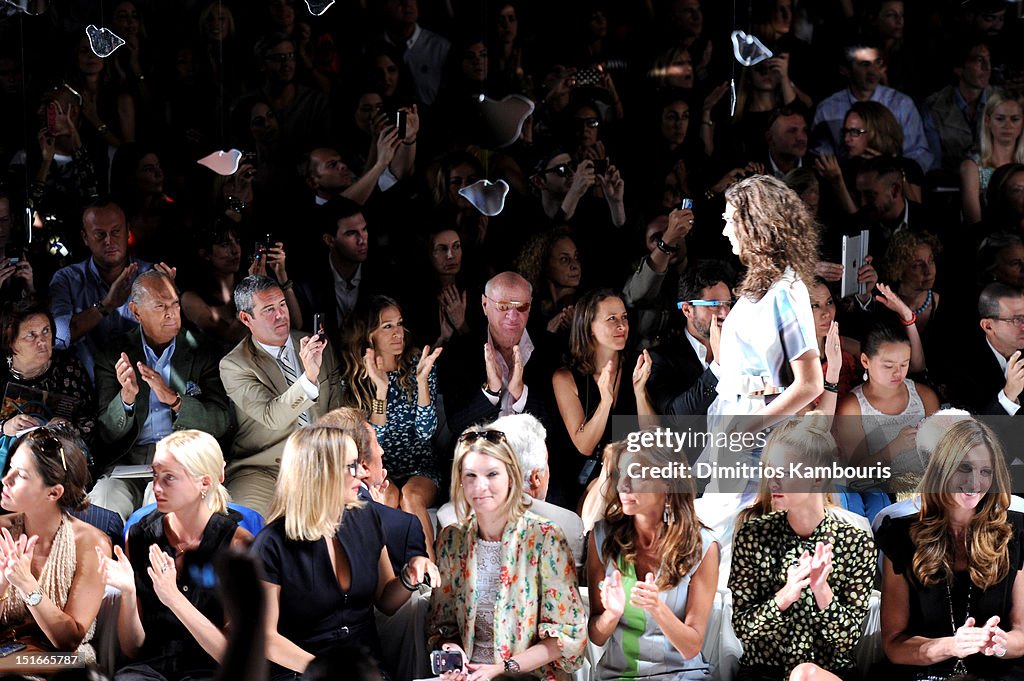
[277,346,311,426]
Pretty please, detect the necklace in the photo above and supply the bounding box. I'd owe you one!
[911,289,933,316]
[947,580,972,676]
[9,358,51,381]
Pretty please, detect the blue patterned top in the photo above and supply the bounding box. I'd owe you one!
[372,364,440,486]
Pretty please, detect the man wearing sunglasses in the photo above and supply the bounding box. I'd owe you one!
[440,272,548,437]
[646,260,734,416]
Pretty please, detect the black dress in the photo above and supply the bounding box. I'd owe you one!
[0,350,97,448]
[875,511,1024,681]
[120,509,240,681]
[252,504,387,681]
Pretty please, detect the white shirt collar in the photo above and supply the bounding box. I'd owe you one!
[255,335,295,362]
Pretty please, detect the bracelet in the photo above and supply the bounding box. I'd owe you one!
[401,137,417,145]
[481,383,502,398]
[823,381,840,394]
[399,563,419,591]
[279,279,294,292]
[371,398,386,415]
[169,393,182,410]
[656,239,679,254]
[901,313,917,326]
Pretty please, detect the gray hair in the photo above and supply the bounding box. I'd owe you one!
[488,413,547,485]
[129,270,174,306]
[234,275,280,316]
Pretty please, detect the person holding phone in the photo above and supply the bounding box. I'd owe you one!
[428,427,587,681]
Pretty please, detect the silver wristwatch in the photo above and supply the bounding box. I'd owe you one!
[23,588,42,607]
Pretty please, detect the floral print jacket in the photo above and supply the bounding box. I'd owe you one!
[428,510,588,680]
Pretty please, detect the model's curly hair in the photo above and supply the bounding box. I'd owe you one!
[515,226,577,291]
[338,296,419,412]
[911,420,1012,590]
[599,438,707,589]
[884,230,942,283]
[725,174,820,300]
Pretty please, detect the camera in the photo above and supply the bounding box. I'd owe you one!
[430,650,464,675]
[574,66,604,87]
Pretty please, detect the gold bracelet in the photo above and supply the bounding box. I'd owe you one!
[372,398,386,415]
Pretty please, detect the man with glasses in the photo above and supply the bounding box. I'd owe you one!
[943,282,1024,415]
[646,260,734,416]
[440,271,549,438]
[810,39,933,171]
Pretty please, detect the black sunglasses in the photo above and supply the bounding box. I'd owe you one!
[458,430,507,445]
[29,427,67,471]
[542,163,573,178]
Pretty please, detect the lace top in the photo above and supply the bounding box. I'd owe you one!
[469,538,502,665]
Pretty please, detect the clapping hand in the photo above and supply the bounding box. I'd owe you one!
[96,545,136,595]
[0,528,38,595]
[599,569,626,617]
[416,345,443,386]
[776,551,812,610]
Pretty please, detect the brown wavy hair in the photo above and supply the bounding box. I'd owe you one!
[725,175,820,301]
[339,296,419,411]
[847,101,903,157]
[884,230,942,283]
[567,288,625,375]
[910,420,1012,589]
[599,438,706,589]
[514,225,577,291]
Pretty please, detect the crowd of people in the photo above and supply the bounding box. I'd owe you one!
[0,0,1023,679]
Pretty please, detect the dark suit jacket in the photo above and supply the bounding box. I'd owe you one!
[942,330,1020,416]
[357,487,427,574]
[646,333,722,417]
[439,328,550,437]
[95,327,231,465]
[295,256,389,339]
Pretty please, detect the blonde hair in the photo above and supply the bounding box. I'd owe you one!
[980,92,1024,169]
[267,427,355,541]
[155,431,231,514]
[450,429,530,526]
[600,438,707,590]
[737,413,837,528]
[911,420,1012,590]
[725,175,820,301]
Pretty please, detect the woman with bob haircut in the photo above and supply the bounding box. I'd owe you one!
[730,414,877,681]
[0,424,108,659]
[429,427,587,681]
[96,430,252,680]
[877,419,1024,680]
[588,438,719,680]
[253,426,430,679]
[711,174,823,425]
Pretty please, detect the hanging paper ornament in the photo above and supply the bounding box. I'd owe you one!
[304,0,334,15]
[4,0,48,15]
[197,149,244,176]
[730,30,773,67]
[478,95,534,148]
[729,78,737,117]
[458,179,510,217]
[85,25,126,58]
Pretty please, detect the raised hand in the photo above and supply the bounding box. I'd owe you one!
[105,262,139,310]
[629,572,665,615]
[874,281,913,322]
[599,568,626,618]
[632,350,652,393]
[440,285,467,332]
[146,544,181,607]
[299,334,327,383]
[482,342,503,394]
[416,345,443,386]
[265,242,288,283]
[597,359,615,404]
[824,321,842,372]
[507,345,525,401]
[364,347,389,395]
[814,261,844,282]
[776,551,811,610]
[808,542,833,593]
[136,361,177,405]
[1,529,38,594]
[951,617,991,659]
[116,352,140,405]
[96,545,136,595]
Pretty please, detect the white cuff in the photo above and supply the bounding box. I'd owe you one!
[998,389,1018,415]
[378,168,399,192]
[299,374,320,400]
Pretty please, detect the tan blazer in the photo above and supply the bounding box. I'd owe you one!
[219,331,344,472]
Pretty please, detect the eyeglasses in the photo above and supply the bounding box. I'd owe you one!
[264,52,296,64]
[841,127,867,138]
[542,163,572,178]
[990,315,1024,326]
[458,430,507,445]
[576,117,600,128]
[678,299,733,309]
[29,427,67,471]
[344,462,360,476]
[485,295,531,314]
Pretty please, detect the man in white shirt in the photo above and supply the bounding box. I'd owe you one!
[379,0,450,107]
[219,275,343,515]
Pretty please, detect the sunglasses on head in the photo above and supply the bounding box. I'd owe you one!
[542,163,573,178]
[485,295,531,314]
[29,427,67,471]
[458,430,508,445]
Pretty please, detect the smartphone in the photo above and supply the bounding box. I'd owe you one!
[7,258,19,265]
[394,110,406,140]
[0,641,26,657]
[680,198,693,210]
[430,650,463,675]
[264,233,275,250]
[254,241,266,260]
[46,102,58,136]
[575,66,604,87]
[312,312,325,337]
[592,158,608,175]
